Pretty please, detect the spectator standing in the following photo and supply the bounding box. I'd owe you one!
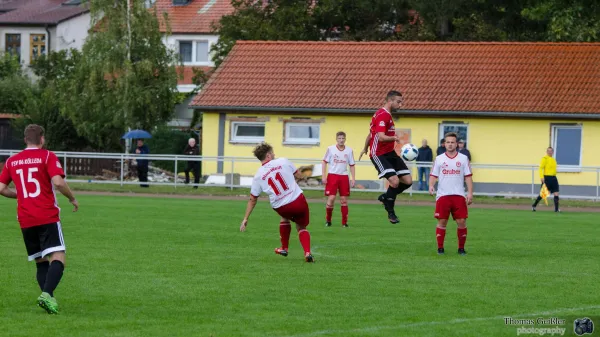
[135,139,149,188]
[458,139,471,161]
[183,138,200,189]
[436,138,445,156]
[416,139,433,191]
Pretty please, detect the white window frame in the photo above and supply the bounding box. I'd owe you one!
[439,123,469,145]
[230,121,265,143]
[178,39,212,66]
[551,124,583,172]
[283,122,320,145]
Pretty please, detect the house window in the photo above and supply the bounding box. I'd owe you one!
[231,122,265,143]
[179,41,192,63]
[195,41,209,62]
[30,34,46,61]
[551,125,582,169]
[439,123,468,147]
[5,34,21,62]
[284,123,320,145]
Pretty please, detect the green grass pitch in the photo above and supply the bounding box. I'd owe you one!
[0,195,599,337]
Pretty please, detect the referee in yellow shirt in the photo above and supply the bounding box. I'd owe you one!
[532,147,560,212]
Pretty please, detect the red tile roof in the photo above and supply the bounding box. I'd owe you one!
[177,65,213,85]
[155,0,234,34]
[191,41,600,116]
[0,0,89,25]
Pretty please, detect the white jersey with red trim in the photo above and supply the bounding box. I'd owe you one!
[250,158,303,209]
[430,152,472,200]
[323,145,355,175]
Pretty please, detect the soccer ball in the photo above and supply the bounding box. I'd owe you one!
[400,143,419,161]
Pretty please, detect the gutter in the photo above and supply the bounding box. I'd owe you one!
[188,106,600,120]
[45,24,51,53]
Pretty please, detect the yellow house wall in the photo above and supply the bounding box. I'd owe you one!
[202,112,600,186]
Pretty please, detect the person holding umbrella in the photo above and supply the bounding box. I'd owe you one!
[135,139,150,187]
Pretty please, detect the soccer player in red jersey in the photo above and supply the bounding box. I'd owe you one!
[0,124,79,314]
[429,132,473,255]
[322,131,355,228]
[359,90,412,224]
[240,142,314,262]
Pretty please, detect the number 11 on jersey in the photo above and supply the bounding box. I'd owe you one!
[267,172,289,196]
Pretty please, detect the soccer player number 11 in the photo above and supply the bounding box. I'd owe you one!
[267,172,289,196]
[16,167,41,198]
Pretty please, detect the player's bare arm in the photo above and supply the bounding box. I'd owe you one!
[350,165,356,187]
[428,175,437,196]
[465,176,473,205]
[240,195,258,232]
[322,161,328,184]
[0,182,17,199]
[293,170,304,180]
[358,133,370,160]
[377,131,399,143]
[51,176,79,212]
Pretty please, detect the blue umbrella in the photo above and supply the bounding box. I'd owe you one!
[122,129,152,139]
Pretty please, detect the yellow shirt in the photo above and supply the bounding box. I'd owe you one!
[539,155,557,179]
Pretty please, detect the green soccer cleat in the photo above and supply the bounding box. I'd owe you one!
[37,292,58,314]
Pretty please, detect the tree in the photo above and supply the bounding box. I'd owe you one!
[0,53,32,116]
[522,0,600,41]
[59,0,180,150]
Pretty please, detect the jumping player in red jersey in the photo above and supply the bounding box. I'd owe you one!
[322,131,355,228]
[358,90,413,224]
[240,142,314,263]
[0,124,79,314]
[429,132,473,255]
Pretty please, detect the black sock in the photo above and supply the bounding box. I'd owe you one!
[397,182,412,193]
[554,195,559,211]
[36,261,50,291]
[533,196,542,207]
[385,186,400,200]
[43,261,64,297]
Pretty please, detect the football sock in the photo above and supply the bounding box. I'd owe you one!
[43,260,64,297]
[325,206,333,222]
[397,182,412,193]
[457,227,468,249]
[554,196,559,211]
[279,221,291,249]
[533,196,542,207]
[436,226,446,249]
[298,229,311,254]
[36,261,50,291]
[341,205,348,224]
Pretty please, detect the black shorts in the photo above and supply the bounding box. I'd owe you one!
[370,151,411,179]
[544,175,559,193]
[21,222,66,261]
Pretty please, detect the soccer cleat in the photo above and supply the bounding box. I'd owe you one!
[325,222,332,227]
[437,248,445,255]
[532,206,536,212]
[458,248,467,255]
[305,253,315,263]
[342,224,349,228]
[555,209,561,213]
[274,248,288,257]
[387,212,400,224]
[378,193,393,212]
[37,292,58,314]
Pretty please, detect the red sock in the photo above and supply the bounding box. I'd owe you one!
[457,227,468,249]
[436,227,446,249]
[326,206,333,222]
[279,222,291,250]
[298,229,311,254]
[341,205,348,224]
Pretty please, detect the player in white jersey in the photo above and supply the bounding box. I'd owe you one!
[322,131,356,228]
[429,132,473,255]
[240,142,314,263]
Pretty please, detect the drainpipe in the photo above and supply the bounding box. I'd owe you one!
[45,24,51,53]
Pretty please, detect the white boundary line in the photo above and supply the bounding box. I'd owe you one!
[282,305,600,337]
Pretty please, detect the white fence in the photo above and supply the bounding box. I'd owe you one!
[0,150,599,201]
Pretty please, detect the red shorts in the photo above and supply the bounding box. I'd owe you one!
[324,173,350,197]
[274,194,310,226]
[434,195,468,220]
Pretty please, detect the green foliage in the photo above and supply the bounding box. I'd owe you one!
[522,0,600,41]
[58,0,180,151]
[145,126,198,171]
[0,52,22,78]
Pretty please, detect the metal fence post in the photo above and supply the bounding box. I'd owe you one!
[63,154,68,177]
[174,157,178,189]
[596,168,599,202]
[120,154,124,187]
[230,158,235,190]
